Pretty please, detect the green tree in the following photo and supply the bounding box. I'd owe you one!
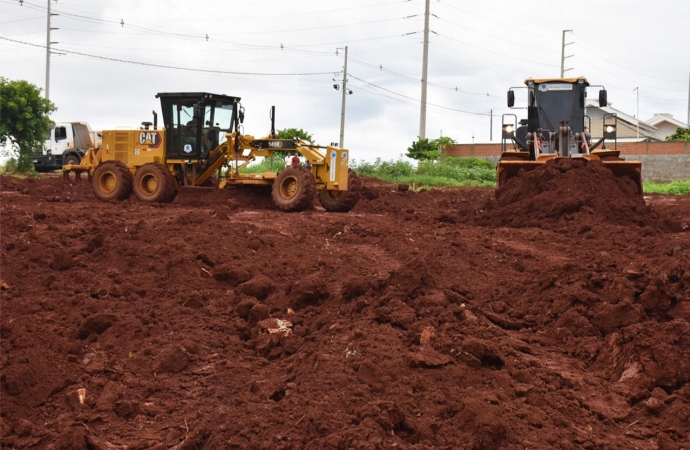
[665,126,690,142]
[406,137,441,161]
[275,127,313,142]
[434,136,457,149]
[0,78,56,172]
[272,128,314,159]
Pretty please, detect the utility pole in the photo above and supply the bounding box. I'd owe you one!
[45,0,58,101]
[418,0,430,139]
[338,46,349,148]
[687,73,689,126]
[636,87,640,139]
[489,109,493,141]
[560,30,573,78]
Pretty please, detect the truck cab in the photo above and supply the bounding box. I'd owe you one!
[33,122,102,172]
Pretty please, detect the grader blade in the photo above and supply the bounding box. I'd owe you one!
[601,160,643,195]
[496,160,545,189]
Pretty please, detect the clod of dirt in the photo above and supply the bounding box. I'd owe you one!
[50,250,74,271]
[289,274,330,309]
[212,264,251,286]
[154,345,189,373]
[77,314,117,340]
[238,274,276,300]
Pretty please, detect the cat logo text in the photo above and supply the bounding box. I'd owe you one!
[138,132,162,148]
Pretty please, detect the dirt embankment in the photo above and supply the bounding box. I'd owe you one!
[1,160,689,449]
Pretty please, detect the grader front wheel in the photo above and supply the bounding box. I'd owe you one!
[133,163,176,203]
[92,161,133,201]
[271,166,316,212]
[318,170,361,212]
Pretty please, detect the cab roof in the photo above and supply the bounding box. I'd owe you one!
[155,92,241,103]
[524,77,589,86]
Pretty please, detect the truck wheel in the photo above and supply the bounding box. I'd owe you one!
[92,161,133,201]
[318,170,361,212]
[271,166,316,212]
[133,163,176,203]
[63,154,80,166]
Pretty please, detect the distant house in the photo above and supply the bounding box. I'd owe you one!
[644,113,688,141]
[585,99,657,142]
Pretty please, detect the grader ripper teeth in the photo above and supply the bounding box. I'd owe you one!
[63,92,360,212]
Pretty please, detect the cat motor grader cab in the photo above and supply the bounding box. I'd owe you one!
[63,92,360,212]
[498,77,642,193]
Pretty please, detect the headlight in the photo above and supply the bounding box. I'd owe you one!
[505,125,514,134]
[605,125,615,134]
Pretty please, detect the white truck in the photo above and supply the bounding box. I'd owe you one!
[32,122,102,172]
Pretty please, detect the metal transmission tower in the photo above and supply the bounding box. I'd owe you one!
[560,30,573,78]
[419,0,430,140]
[45,0,59,100]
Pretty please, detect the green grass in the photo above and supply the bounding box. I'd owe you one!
[351,157,496,189]
[238,157,286,174]
[643,180,690,195]
[352,157,690,195]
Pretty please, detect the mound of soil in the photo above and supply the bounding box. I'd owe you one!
[478,158,671,231]
[1,173,689,449]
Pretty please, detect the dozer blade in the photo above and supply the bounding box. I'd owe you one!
[601,159,643,195]
[496,160,545,189]
[496,157,643,195]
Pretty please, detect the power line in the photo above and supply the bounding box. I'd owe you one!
[572,32,686,83]
[0,36,336,76]
[349,73,491,116]
[348,55,502,98]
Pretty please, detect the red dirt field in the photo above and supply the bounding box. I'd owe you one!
[1,159,689,449]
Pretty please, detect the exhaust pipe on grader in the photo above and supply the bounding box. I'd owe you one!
[498,77,642,194]
[63,92,360,212]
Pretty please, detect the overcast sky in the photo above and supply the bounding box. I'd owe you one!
[1,0,689,163]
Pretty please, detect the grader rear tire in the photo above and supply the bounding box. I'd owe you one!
[133,163,176,203]
[318,170,361,212]
[92,161,133,201]
[271,166,316,212]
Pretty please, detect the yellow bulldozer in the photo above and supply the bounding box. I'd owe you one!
[63,92,360,212]
[498,77,642,193]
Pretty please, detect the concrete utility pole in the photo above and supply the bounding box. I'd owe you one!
[636,87,640,138]
[489,109,493,141]
[45,0,58,100]
[418,0,430,139]
[338,46,349,148]
[560,30,573,78]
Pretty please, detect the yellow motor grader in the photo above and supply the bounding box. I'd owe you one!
[63,92,360,212]
[498,77,642,193]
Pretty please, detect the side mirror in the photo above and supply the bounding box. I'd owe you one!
[598,90,607,107]
[239,107,245,124]
[507,90,515,108]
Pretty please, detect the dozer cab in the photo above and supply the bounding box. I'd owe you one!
[498,77,642,193]
[63,92,360,212]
